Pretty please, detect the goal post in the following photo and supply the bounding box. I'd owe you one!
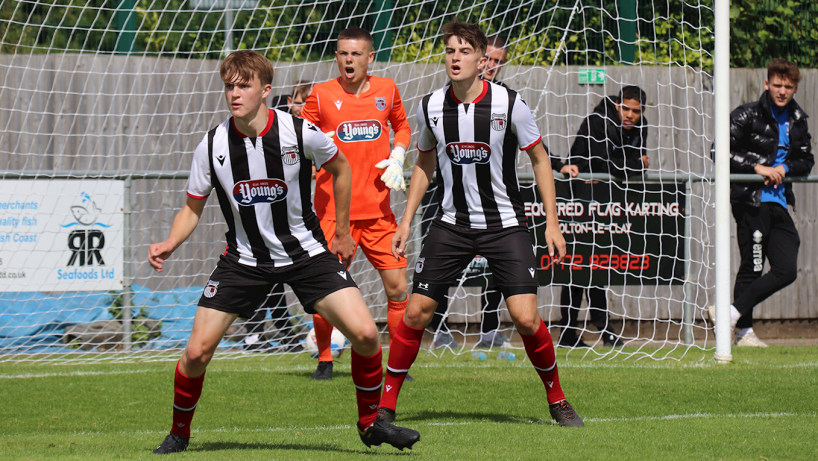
[0,0,719,363]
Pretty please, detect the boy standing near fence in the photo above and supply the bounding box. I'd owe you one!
[147,50,419,454]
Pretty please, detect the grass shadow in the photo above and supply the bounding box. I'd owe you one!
[192,441,415,455]
[398,409,551,425]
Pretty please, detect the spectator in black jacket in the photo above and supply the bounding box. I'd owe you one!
[557,85,649,348]
[723,59,813,347]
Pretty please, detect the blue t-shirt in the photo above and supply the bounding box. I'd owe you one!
[760,104,790,208]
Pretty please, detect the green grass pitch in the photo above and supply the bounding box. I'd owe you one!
[1,347,816,460]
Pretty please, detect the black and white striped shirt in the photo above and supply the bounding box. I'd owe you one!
[416,81,542,229]
[188,109,338,267]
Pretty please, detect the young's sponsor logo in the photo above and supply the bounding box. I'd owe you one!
[282,146,300,165]
[232,179,288,206]
[337,120,382,142]
[445,142,492,165]
[375,97,387,111]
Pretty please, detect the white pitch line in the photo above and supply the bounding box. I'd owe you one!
[1,358,815,380]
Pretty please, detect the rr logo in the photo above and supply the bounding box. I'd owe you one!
[67,229,105,266]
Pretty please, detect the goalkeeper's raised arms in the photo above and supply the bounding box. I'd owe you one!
[376,146,407,192]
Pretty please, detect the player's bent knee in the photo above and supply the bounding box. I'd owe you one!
[183,344,214,369]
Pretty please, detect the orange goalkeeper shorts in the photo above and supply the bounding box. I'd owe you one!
[320,215,407,270]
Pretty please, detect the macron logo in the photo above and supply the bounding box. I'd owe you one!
[386,385,392,392]
[176,423,186,427]
[369,404,378,409]
[334,100,343,110]
[528,268,535,278]
[338,271,347,280]
[546,381,554,388]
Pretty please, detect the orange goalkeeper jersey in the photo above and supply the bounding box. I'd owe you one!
[302,76,411,220]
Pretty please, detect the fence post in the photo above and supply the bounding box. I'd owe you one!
[115,0,137,55]
[122,177,133,351]
[373,0,392,62]
[683,179,694,345]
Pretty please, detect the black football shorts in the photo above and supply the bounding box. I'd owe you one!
[198,251,358,316]
[412,220,538,303]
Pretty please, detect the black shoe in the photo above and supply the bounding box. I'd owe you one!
[358,416,420,450]
[558,333,590,348]
[602,332,624,348]
[312,361,333,380]
[152,433,189,454]
[378,406,396,423]
[549,400,585,427]
[405,374,414,382]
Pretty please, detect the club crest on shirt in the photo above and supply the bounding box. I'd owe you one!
[415,257,425,273]
[336,120,382,142]
[491,113,507,131]
[232,179,288,206]
[445,142,492,165]
[282,146,300,165]
[203,280,219,298]
[375,97,387,111]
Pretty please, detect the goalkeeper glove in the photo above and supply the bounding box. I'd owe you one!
[375,146,406,192]
[324,130,335,140]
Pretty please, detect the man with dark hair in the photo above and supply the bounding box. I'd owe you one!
[302,26,412,380]
[427,33,578,350]
[379,21,583,428]
[557,85,649,348]
[721,58,813,347]
[148,50,419,453]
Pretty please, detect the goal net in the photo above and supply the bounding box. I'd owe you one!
[0,0,715,363]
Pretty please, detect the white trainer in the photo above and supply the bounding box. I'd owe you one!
[734,331,768,348]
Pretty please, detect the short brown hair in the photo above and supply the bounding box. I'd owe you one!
[220,50,274,86]
[441,20,487,55]
[337,27,373,48]
[291,80,313,101]
[767,58,800,84]
[487,35,507,50]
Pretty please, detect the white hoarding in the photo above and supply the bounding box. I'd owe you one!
[0,180,124,292]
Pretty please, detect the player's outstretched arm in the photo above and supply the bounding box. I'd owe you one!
[322,150,356,266]
[527,142,566,264]
[392,148,436,259]
[148,196,207,272]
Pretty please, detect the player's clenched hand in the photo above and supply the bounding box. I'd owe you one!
[391,223,410,260]
[332,233,355,267]
[545,225,566,264]
[148,241,174,273]
[375,147,406,192]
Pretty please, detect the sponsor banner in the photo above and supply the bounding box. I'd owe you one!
[452,181,685,287]
[336,120,382,142]
[0,180,124,292]
[445,142,491,165]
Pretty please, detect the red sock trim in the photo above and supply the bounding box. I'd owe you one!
[520,319,566,404]
[351,347,383,429]
[171,361,206,438]
[379,319,423,411]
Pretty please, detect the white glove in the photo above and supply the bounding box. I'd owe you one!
[324,130,335,140]
[375,147,406,191]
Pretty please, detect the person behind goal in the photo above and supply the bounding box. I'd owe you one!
[377,21,584,427]
[147,50,419,454]
[301,27,412,380]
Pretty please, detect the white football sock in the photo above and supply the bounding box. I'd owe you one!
[736,327,752,338]
[729,305,741,327]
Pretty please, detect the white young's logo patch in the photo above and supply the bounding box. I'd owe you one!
[337,271,347,280]
[528,268,536,278]
[334,100,343,110]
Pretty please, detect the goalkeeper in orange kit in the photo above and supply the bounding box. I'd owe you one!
[301,27,412,380]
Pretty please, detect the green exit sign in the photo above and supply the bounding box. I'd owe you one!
[578,68,607,84]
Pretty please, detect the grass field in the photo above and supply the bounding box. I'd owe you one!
[1,346,816,460]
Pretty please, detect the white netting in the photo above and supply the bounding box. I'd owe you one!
[0,0,715,363]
